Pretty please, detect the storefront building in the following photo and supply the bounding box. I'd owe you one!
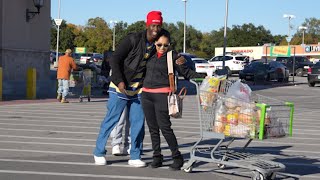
[216,44,320,62]
[0,0,54,99]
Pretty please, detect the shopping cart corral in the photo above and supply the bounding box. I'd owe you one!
[182,79,294,180]
[69,69,92,102]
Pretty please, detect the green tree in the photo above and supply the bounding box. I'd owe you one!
[291,17,320,45]
[82,17,112,53]
[227,23,274,47]
[50,19,75,51]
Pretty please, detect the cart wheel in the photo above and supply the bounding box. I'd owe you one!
[79,97,83,102]
[217,163,226,169]
[183,166,193,173]
[88,97,91,102]
[266,173,276,180]
[217,155,228,169]
[251,171,264,180]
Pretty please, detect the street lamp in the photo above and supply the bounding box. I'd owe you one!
[54,0,62,68]
[182,0,187,53]
[299,26,308,45]
[222,0,229,71]
[110,20,117,51]
[283,14,295,46]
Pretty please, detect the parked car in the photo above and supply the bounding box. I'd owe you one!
[307,62,320,87]
[208,53,250,75]
[92,53,103,65]
[72,53,82,64]
[191,58,215,76]
[239,60,289,82]
[79,53,93,64]
[276,56,314,77]
[50,51,64,64]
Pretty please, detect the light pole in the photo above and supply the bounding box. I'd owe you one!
[110,20,117,51]
[283,14,295,46]
[222,0,229,71]
[53,0,62,68]
[299,26,307,45]
[182,0,187,53]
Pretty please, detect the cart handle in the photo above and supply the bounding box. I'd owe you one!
[285,102,294,137]
[191,78,205,83]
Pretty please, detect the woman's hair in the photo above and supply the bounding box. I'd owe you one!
[155,29,171,42]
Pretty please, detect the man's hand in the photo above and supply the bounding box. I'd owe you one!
[176,56,186,65]
[118,82,127,94]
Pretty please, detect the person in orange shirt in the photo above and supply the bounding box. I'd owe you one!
[56,49,78,103]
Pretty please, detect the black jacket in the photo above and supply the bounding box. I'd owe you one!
[109,30,155,86]
[143,51,206,89]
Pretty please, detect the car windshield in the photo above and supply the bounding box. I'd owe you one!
[235,56,249,61]
[269,61,285,68]
[93,54,103,58]
[296,57,309,62]
[247,62,265,69]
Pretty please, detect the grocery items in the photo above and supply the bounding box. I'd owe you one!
[199,76,227,107]
[226,80,252,102]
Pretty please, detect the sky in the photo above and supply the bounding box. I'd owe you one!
[50,0,319,36]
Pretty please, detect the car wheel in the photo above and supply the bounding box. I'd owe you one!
[308,82,315,87]
[295,68,304,77]
[277,78,284,82]
[284,77,289,82]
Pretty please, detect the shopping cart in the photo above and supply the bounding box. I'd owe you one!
[70,69,92,102]
[182,78,294,180]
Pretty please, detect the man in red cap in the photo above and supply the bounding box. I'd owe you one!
[93,10,165,168]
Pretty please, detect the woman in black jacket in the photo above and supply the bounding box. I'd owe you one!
[141,30,206,170]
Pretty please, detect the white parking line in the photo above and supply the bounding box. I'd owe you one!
[0,170,183,180]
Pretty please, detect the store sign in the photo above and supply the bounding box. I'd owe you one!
[305,45,320,53]
[75,47,87,54]
[231,49,254,54]
[270,46,291,57]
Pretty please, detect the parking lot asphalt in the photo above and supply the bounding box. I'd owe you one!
[0,76,319,180]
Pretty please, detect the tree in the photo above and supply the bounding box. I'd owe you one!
[83,17,112,53]
[227,23,274,47]
[50,19,75,51]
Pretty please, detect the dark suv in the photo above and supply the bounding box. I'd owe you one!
[276,56,314,76]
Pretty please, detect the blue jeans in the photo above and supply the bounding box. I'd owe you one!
[93,93,145,160]
[57,79,69,98]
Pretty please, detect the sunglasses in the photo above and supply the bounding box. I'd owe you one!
[156,43,170,48]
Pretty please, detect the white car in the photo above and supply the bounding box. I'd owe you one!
[79,53,93,64]
[191,58,216,76]
[208,54,249,75]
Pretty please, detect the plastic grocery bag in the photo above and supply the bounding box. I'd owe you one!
[199,75,227,93]
[199,75,227,107]
[226,80,252,102]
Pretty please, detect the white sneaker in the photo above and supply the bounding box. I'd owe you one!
[128,159,146,168]
[112,145,121,155]
[122,145,131,155]
[94,155,106,165]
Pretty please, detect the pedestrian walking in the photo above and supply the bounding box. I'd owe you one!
[110,107,131,156]
[56,49,78,103]
[141,30,206,170]
[93,11,165,168]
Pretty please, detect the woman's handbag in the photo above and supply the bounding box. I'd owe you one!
[167,51,187,118]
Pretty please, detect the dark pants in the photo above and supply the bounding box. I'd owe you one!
[141,92,180,157]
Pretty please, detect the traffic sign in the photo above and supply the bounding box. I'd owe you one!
[54,19,63,26]
[286,37,292,42]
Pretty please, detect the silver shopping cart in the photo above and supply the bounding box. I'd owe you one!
[70,69,92,102]
[182,78,294,180]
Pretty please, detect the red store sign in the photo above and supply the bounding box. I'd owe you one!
[231,49,254,54]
